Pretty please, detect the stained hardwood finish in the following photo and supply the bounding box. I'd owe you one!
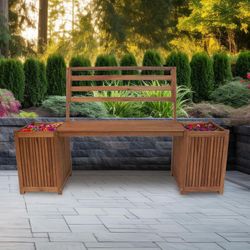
[57,120,184,137]
[172,122,229,194]
[66,66,177,121]
[14,129,72,194]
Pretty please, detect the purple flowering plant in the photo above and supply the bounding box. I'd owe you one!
[0,89,21,117]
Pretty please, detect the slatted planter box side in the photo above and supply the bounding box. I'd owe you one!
[14,128,72,194]
[172,122,229,194]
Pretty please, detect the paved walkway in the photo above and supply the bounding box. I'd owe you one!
[0,170,250,250]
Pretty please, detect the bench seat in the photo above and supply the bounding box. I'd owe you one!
[57,120,185,137]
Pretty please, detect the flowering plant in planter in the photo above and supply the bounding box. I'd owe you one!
[184,122,218,131]
[20,122,63,132]
[0,89,21,117]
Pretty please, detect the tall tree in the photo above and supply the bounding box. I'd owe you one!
[38,0,48,53]
[178,0,250,53]
[0,0,9,57]
[9,0,36,57]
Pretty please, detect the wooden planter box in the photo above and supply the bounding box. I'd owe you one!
[172,122,229,194]
[14,124,72,194]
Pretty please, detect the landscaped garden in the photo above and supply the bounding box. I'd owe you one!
[0,50,250,124]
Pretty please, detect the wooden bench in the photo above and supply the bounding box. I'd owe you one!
[57,66,184,137]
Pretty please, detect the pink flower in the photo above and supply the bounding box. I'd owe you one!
[247,73,250,79]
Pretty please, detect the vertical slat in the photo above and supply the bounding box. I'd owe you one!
[171,67,177,121]
[66,67,71,121]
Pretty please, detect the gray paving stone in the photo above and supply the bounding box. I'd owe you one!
[0,243,35,250]
[36,242,86,250]
[0,170,248,249]
[156,242,223,250]
[30,217,70,232]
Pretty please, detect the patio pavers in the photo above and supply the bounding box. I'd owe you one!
[0,170,249,250]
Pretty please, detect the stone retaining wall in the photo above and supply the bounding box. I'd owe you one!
[0,118,248,173]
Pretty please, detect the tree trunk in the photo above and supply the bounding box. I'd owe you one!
[38,0,48,53]
[0,0,9,57]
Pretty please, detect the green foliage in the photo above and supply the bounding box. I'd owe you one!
[210,80,250,108]
[69,56,92,92]
[120,53,138,75]
[0,59,5,87]
[165,51,191,87]
[141,81,191,118]
[235,51,250,78]
[18,111,38,118]
[23,58,44,107]
[213,52,232,87]
[2,59,25,102]
[42,95,109,117]
[190,52,214,103]
[46,54,66,95]
[94,81,142,117]
[142,50,163,75]
[38,61,48,101]
[94,54,120,85]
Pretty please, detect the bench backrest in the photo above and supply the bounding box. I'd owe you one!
[66,66,177,121]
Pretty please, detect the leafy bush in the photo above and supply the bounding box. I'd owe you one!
[210,80,250,108]
[24,58,44,107]
[165,51,191,87]
[142,50,163,75]
[69,56,91,87]
[0,89,21,117]
[190,52,214,102]
[120,53,138,74]
[18,111,38,118]
[235,51,250,78]
[42,96,109,117]
[0,59,4,88]
[94,81,143,117]
[213,52,232,87]
[94,54,119,85]
[141,81,191,118]
[120,53,139,85]
[46,54,66,95]
[1,59,25,102]
[38,61,48,101]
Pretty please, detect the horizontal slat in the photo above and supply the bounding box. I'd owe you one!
[71,97,173,103]
[71,75,173,81]
[71,85,172,92]
[70,66,174,71]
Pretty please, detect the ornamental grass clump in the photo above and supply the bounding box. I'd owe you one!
[0,89,21,117]
[141,81,191,118]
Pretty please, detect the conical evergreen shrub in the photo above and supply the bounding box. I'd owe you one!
[235,51,250,78]
[213,52,232,87]
[46,54,66,95]
[190,52,214,102]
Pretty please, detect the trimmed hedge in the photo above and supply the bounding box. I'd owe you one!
[120,53,139,85]
[94,54,119,85]
[165,51,191,87]
[235,51,250,78]
[69,56,91,91]
[213,52,232,87]
[190,52,214,102]
[120,53,138,75]
[2,59,25,102]
[23,58,41,107]
[38,61,47,102]
[142,50,163,75]
[46,54,66,95]
[0,59,4,88]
